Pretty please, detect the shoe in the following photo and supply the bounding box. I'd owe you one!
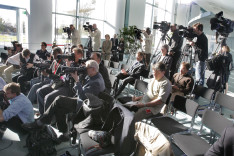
[22,121,43,131]
[58,133,70,143]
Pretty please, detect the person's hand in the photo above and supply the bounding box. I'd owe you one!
[189,41,195,46]
[121,69,127,75]
[132,96,137,102]
[71,71,79,82]
[172,85,179,90]
[134,102,144,108]
[26,63,33,69]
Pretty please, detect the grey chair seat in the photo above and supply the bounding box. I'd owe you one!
[151,117,189,137]
[117,96,132,104]
[172,133,211,156]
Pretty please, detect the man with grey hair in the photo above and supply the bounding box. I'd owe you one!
[131,62,172,121]
[23,60,105,141]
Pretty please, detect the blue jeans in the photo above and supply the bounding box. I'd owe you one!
[195,61,206,86]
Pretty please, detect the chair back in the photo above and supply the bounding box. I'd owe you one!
[113,62,120,69]
[103,60,110,68]
[193,85,215,101]
[173,95,199,118]
[134,79,148,93]
[202,109,233,135]
[214,91,234,111]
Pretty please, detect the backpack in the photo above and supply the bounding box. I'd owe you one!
[25,125,58,156]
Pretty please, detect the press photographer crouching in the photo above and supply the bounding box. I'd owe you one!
[206,45,233,93]
[27,47,63,104]
[23,60,105,142]
[11,49,40,94]
[36,48,85,115]
[0,83,34,137]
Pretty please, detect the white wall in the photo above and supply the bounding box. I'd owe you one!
[28,0,52,52]
[128,0,146,29]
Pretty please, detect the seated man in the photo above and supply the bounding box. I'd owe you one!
[27,47,63,104]
[90,52,112,94]
[170,62,194,102]
[22,60,105,141]
[0,83,34,136]
[114,52,145,98]
[131,62,172,122]
[152,44,173,79]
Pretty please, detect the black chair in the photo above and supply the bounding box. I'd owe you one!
[151,95,199,137]
[117,79,148,104]
[171,109,234,156]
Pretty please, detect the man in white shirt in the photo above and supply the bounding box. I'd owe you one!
[143,28,153,67]
[89,24,101,51]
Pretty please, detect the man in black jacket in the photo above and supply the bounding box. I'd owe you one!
[114,52,145,98]
[189,23,208,86]
[168,24,183,80]
[90,52,112,94]
[205,127,234,156]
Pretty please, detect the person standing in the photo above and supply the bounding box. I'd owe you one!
[168,24,184,80]
[111,34,119,52]
[89,24,101,51]
[190,23,208,86]
[102,34,112,60]
[70,24,81,46]
[142,28,153,67]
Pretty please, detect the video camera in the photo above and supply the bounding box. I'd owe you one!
[210,11,234,37]
[178,25,196,41]
[63,27,72,39]
[133,26,142,40]
[153,21,170,33]
[57,53,75,61]
[83,22,94,32]
[61,66,87,74]
[34,61,51,70]
[4,41,19,51]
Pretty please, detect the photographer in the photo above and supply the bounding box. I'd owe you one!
[0,83,34,135]
[0,43,23,83]
[89,23,101,51]
[168,24,184,80]
[142,27,153,67]
[36,42,50,60]
[102,34,112,60]
[190,23,208,86]
[27,47,63,104]
[10,49,40,94]
[37,48,85,115]
[90,52,112,94]
[70,24,81,46]
[23,60,105,142]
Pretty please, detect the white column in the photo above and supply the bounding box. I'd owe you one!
[28,0,52,53]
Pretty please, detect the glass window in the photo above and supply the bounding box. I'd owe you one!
[53,0,77,15]
[0,9,17,46]
[144,4,153,28]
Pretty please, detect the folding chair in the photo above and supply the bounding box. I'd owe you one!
[103,60,110,68]
[117,79,148,104]
[171,109,234,156]
[151,95,199,137]
[214,91,234,113]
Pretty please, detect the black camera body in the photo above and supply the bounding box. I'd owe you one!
[178,25,196,41]
[61,66,87,74]
[210,11,234,37]
[63,27,72,39]
[57,53,75,62]
[3,41,19,51]
[133,26,142,40]
[34,62,51,71]
[83,22,94,32]
[153,21,170,33]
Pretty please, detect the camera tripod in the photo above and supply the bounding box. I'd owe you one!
[84,36,93,59]
[148,32,169,71]
[64,38,72,54]
[213,36,227,55]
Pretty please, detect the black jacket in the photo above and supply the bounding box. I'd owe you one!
[153,54,173,78]
[99,61,112,93]
[194,33,208,62]
[126,61,145,79]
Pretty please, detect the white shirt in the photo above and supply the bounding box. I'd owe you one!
[7,53,40,65]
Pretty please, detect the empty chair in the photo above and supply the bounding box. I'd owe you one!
[117,79,148,104]
[151,95,199,137]
[214,91,234,113]
[171,109,234,156]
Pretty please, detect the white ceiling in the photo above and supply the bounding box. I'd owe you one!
[194,0,234,19]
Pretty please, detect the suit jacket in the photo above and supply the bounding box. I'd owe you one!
[111,38,119,51]
[126,61,145,79]
[205,127,234,156]
[102,40,112,54]
[153,54,173,78]
[172,73,194,95]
